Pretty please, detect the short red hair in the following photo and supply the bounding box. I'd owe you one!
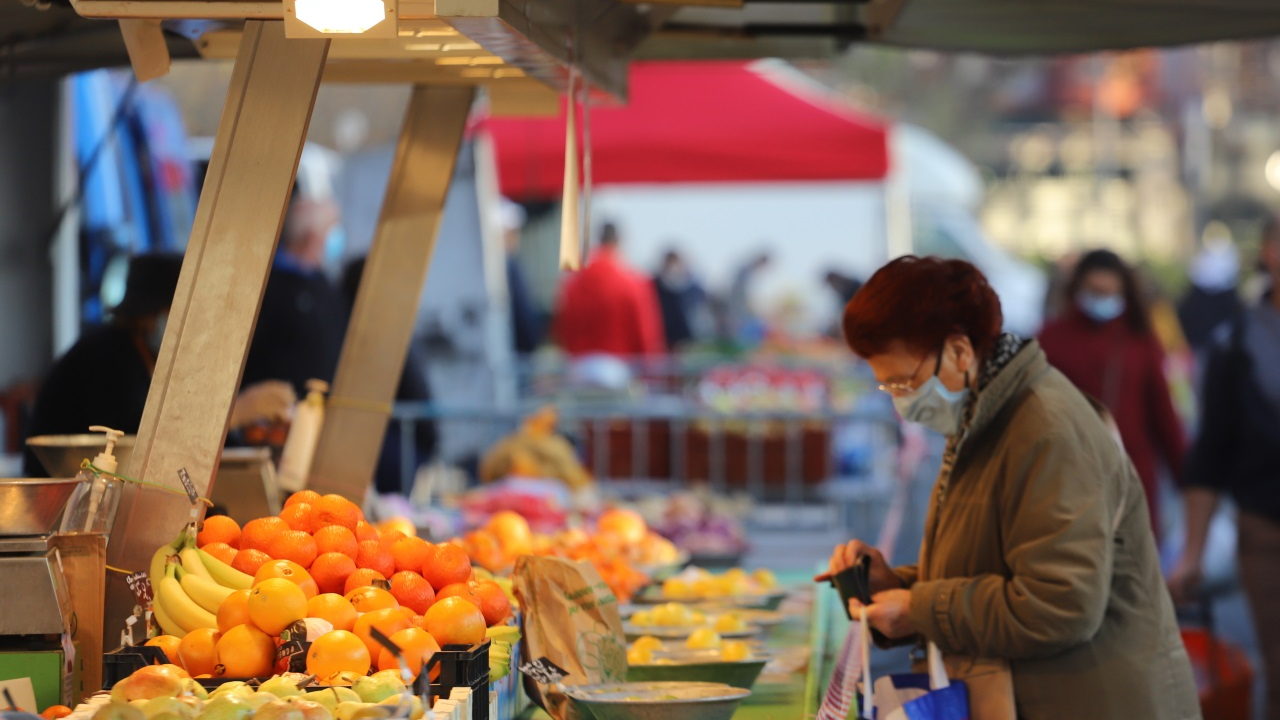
[842,256,1003,359]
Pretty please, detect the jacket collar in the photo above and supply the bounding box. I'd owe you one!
[964,340,1050,444]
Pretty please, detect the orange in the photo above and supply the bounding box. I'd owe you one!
[311,494,360,533]
[435,582,478,605]
[352,608,412,659]
[202,542,238,567]
[314,526,359,561]
[379,530,407,552]
[197,516,242,549]
[390,537,432,575]
[376,627,440,681]
[216,589,253,633]
[377,518,416,538]
[254,559,319,599]
[345,586,399,613]
[422,543,472,592]
[356,540,396,578]
[344,568,387,596]
[389,571,436,615]
[40,706,72,720]
[473,581,513,627]
[486,511,532,557]
[421,597,485,647]
[231,548,272,576]
[248,578,308,635]
[306,629,371,683]
[279,503,314,533]
[177,627,221,676]
[307,594,358,632]
[286,490,322,508]
[145,635,182,665]
[397,606,418,626]
[597,508,647,546]
[465,530,506,572]
[266,530,318,569]
[240,517,289,553]
[215,624,275,678]
[311,552,357,596]
[355,521,380,544]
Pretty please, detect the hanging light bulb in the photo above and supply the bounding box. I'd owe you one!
[285,0,396,38]
[559,60,582,271]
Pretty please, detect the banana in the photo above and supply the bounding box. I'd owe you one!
[179,570,235,614]
[156,565,218,632]
[149,536,184,591]
[196,548,253,590]
[178,547,215,582]
[151,596,187,638]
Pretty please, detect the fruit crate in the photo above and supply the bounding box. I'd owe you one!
[103,645,171,689]
[426,641,490,720]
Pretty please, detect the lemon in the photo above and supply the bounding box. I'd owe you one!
[714,613,749,634]
[721,641,751,662]
[627,646,654,665]
[632,636,664,653]
[632,611,656,626]
[662,579,692,599]
[653,602,691,627]
[689,612,707,625]
[692,579,715,598]
[752,569,778,590]
[686,628,723,650]
[725,568,748,582]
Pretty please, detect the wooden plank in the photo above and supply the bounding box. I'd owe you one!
[103,20,327,652]
[118,19,171,82]
[308,85,475,500]
[73,0,284,19]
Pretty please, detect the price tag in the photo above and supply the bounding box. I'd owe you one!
[126,572,153,606]
[177,468,199,505]
[519,657,569,686]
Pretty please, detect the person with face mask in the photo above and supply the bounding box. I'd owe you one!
[818,255,1198,720]
[1037,249,1185,538]
[23,253,295,476]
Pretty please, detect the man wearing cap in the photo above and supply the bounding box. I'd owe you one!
[23,253,295,476]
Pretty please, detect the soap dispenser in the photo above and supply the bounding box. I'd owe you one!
[278,379,329,493]
[60,425,126,539]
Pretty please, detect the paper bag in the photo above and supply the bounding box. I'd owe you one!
[514,556,628,720]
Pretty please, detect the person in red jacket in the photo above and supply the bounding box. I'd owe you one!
[554,222,666,360]
[1038,249,1185,538]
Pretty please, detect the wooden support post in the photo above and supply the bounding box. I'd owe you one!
[104,20,327,648]
[118,19,171,82]
[308,85,475,500]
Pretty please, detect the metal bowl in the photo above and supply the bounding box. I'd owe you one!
[628,650,769,690]
[26,434,136,478]
[566,682,750,720]
[0,478,86,535]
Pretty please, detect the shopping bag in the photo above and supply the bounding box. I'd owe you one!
[874,643,970,720]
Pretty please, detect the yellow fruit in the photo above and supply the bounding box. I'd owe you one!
[652,603,691,627]
[661,579,691,599]
[631,611,655,627]
[714,613,749,634]
[752,569,778,590]
[631,636,664,653]
[307,630,372,682]
[626,647,653,665]
[685,628,722,650]
[248,578,308,635]
[721,641,751,662]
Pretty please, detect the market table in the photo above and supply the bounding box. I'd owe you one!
[517,570,845,720]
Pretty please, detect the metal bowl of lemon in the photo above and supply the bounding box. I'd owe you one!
[565,681,750,720]
[627,647,770,690]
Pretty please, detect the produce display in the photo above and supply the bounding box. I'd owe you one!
[626,636,756,665]
[654,567,779,601]
[453,509,680,603]
[144,491,517,688]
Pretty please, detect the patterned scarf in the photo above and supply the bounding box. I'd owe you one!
[936,333,1029,504]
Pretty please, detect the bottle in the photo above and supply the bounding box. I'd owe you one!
[60,425,125,540]
[277,379,329,492]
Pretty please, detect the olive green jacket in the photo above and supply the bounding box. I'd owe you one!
[895,341,1200,720]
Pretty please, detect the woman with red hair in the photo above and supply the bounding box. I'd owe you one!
[818,256,1195,720]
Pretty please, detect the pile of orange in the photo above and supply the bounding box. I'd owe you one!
[187,490,515,683]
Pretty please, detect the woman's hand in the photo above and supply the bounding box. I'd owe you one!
[850,589,917,639]
[229,380,296,430]
[814,539,904,594]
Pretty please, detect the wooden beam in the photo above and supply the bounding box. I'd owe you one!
[308,85,475,500]
[104,20,327,649]
[73,0,284,19]
[118,19,171,81]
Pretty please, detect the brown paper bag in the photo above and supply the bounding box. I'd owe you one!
[513,556,628,720]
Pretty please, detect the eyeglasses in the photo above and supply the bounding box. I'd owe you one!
[877,348,944,397]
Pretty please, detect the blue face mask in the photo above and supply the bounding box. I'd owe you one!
[324,225,346,267]
[1077,291,1125,323]
[892,350,971,436]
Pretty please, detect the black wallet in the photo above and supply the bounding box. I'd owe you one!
[831,554,874,619]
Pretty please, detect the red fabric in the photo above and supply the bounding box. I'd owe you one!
[478,61,889,201]
[1038,311,1186,535]
[554,248,666,358]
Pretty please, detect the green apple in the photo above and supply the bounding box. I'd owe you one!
[199,694,254,720]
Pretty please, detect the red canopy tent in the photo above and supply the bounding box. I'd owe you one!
[479,60,890,201]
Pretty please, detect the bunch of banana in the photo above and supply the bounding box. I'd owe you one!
[148,525,254,638]
[485,626,521,682]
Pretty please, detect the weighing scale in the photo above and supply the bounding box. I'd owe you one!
[0,478,83,710]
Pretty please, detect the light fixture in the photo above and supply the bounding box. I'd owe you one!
[1266,151,1280,193]
[284,0,397,38]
